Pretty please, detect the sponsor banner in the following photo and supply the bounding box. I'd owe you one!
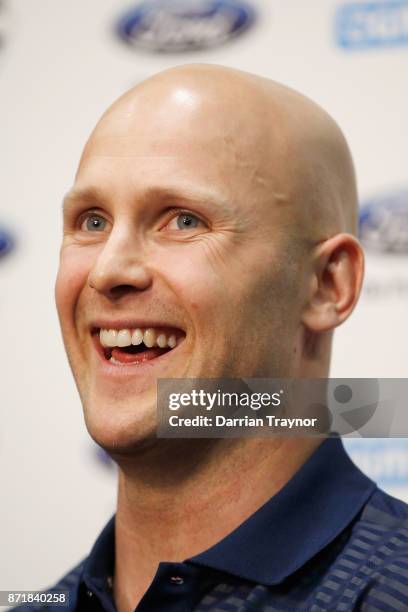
[359,188,408,254]
[335,0,408,50]
[0,225,14,258]
[116,0,255,53]
[157,378,408,438]
[344,439,408,488]
[358,188,408,300]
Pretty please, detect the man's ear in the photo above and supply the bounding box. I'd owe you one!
[301,233,365,333]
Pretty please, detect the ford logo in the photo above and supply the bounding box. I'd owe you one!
[359,190,408,254]
[0,226,14,258]
[116,0,255,53]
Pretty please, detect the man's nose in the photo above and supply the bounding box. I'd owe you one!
[87,230,152,299]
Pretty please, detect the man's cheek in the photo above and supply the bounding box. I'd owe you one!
[153,246,229,308]
[55,249,92,314]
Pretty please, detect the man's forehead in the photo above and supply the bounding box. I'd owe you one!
[82,110,268,163]
[75,99,285,213]
[76,108,292,224]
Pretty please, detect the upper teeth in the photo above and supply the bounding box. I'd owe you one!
[99,328,180,349]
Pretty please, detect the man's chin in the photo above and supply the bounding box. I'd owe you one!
[83,399,159,457]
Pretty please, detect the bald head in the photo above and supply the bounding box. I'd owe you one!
[80,63,358,242]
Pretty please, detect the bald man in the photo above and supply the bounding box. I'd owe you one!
[13,65,408,611]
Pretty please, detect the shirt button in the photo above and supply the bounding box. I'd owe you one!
[170,575,184,585]
[86,589,94,598]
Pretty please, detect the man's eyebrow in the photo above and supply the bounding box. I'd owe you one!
[150,186,227,209]
[62,186,106,215]
[62,184,228,215]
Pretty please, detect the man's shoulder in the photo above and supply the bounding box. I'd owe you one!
[341,487,408,610]
[9,560,85,612]
[349,486,408,570]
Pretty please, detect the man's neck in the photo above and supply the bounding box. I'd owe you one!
[113,437,322,612]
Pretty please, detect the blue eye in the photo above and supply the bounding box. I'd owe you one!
[176,214,199,229]
[84,215,107,231]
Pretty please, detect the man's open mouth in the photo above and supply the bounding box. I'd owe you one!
[92,326,186,365]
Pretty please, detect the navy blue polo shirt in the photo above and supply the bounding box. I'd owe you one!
[12,437,408,611]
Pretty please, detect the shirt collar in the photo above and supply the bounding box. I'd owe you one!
[82,436,376,592]
[188,436,376,584]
